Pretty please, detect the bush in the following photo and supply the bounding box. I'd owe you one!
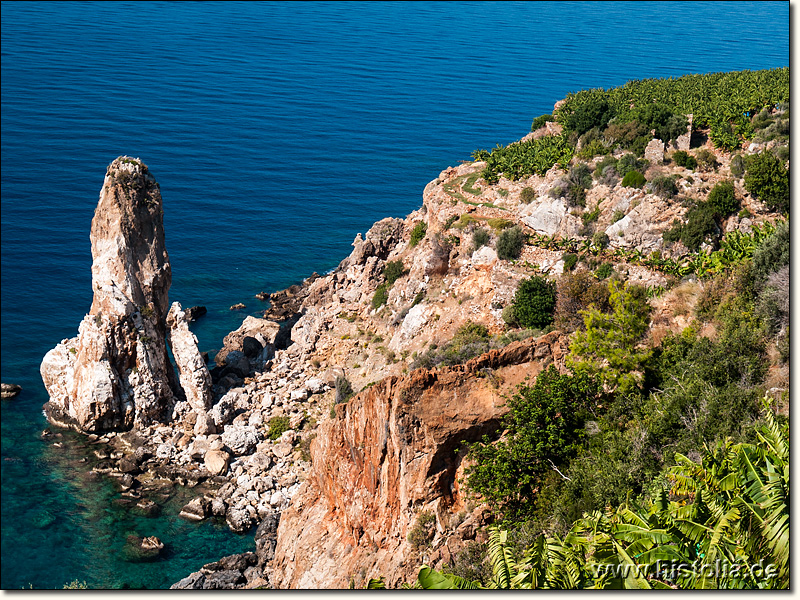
[511,276,557,329]
[695,148,718,171]
[621,170,646,188]
[729,154,745,178]
[267,416,291,440]
[563,163,593,207]
[680,201,719,251]
[496,226,526,260]
[488,217,514,231]
[647,174,678,198]
[672,150,697,170]
[408,512,437,549]
[744,151,789,213]
[472,228,490,252]
[554,271,611,333]
[752,220,789,279]
[706,180,738,217]
[334,374,354,405]
[520,187,536,203]
[383,260,406,286]
[531,113,554,131]
[562,253,579,272]
[604,120,647,149]
[616,153,647,178]
[593,154,618,178]
[409,222,427,247]
[371,283,389,309]
[594,262,614,280]
[559,96,615,136]
[465,367,602,522]
[591,231,610,249]
[411,321,491,369]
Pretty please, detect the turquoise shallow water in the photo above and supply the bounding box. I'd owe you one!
[0,1,788,589]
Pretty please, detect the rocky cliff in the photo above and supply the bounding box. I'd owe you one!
[271,332,567,588]
[41,157,211,432]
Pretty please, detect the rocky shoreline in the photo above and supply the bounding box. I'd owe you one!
[37,93,784,588]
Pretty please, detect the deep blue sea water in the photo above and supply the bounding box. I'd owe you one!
[1,1,788,589]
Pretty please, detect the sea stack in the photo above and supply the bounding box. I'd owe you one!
[41,156,211,432]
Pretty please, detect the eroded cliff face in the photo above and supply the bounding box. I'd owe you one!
[271,332,567,589]
[41,157,211,432]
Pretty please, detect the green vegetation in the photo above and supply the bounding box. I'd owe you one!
[672,150,697,170]
[744,151,789,213]
[730,153,746,177]
[472,228,490,252]
[383,260,407,286]
[508,276,556,329]
[465,367,602,522]
[266,416,291,440]
[555,68,788,133]
[472,135,575,184]
[531,113,554,131]
[646,174,678,198]
[409,221,428,246]
[621,170,646,188]
[411,321,491,370]
[520,187,536,203]
[562,253,578,272]
[408,512,437,549]
[371,283,389,309]
[496,226,526,260]
[706,180,739,217]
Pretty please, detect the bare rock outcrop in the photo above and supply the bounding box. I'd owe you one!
[271,333,567,589]
[40,157,207,433]
[215,316,281,368]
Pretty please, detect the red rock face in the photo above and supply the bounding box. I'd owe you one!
[271,332,567,589]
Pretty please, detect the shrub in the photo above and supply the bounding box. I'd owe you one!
[591,231,610,249]
[409,222,427,247]
[371,283,389,309]
[744,151,789,213]
[562,253,579,272]
[616,153,647,178]
[604,120,647,149]
[520,186,536,203]
[267,416,291,440]
[408,512,437,549]
[531,113,554,131]
[511,276,557,329]
[554,271,611,332]
[621,170,646,188]
[752,220,789,279]
[694,148,718,171]
[472,228,490,252]
[334,374,354,405]
[465,367,602,522]
[729,154,745,178]
[593,154,618,178]
[563,163,593,207]
[680,201,719,251]
[488,217,514,231]
[383,260,406,286]
[647,174,678,198]
[411,321,491,369]
[496,226,526,260]
[672,150,697,170]
[453,214,478,229]
[594,262,614,280]
[706,180,738,217]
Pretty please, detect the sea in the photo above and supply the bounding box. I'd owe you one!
[0,1,788,589]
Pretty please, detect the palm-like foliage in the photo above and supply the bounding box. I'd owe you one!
[415,398,787,590]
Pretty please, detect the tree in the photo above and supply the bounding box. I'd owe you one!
[568,281,651,394]
[510,276,556,329]
[496,226,526,260]
[465,367,601,522]
[744,152,789,213]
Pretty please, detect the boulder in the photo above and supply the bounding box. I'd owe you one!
[215,316,280,366]
[471,246,498,270]
[221,425,262,456]
[1,383,22,399]
[179,497,210,521]
[241,336,263,358]
[521,197,567,235]
[184,306,207,322]
[204,449,231,476]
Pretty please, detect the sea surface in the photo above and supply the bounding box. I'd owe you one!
[0,1,788,589]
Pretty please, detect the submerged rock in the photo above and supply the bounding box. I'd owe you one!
[1,383,22,399]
